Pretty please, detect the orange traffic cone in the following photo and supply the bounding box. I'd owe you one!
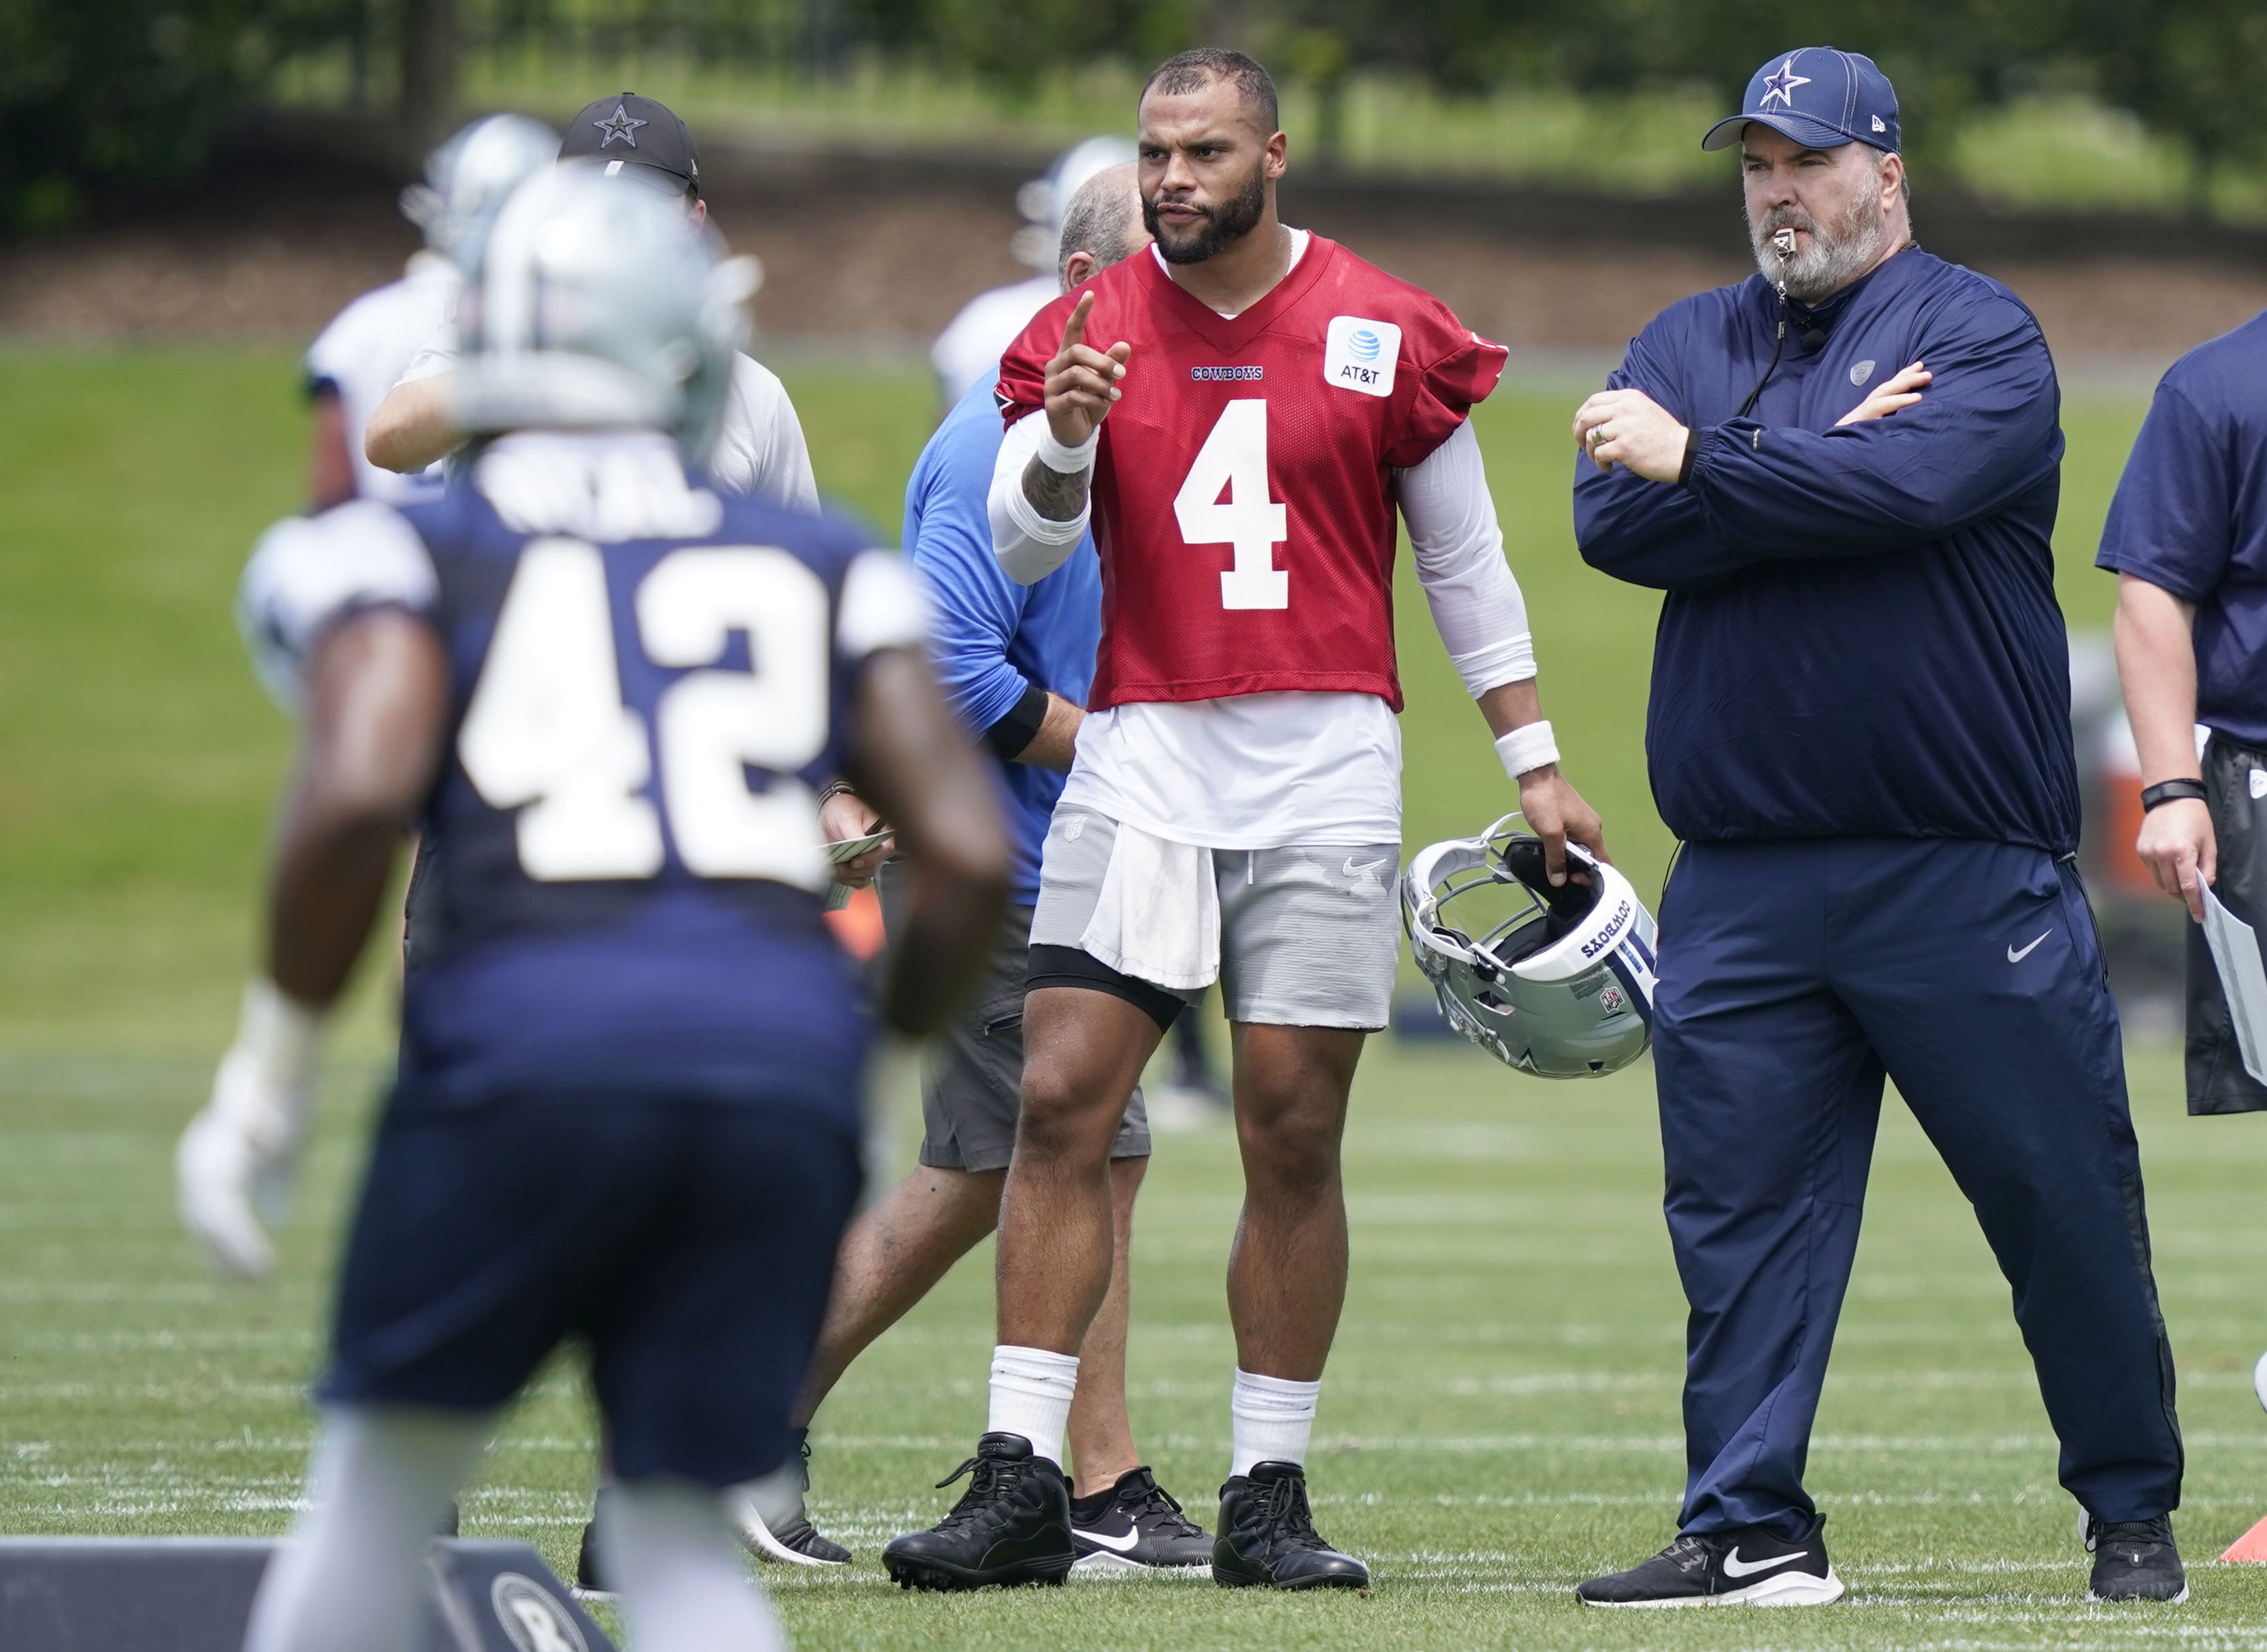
[2222,1514,2267,1563]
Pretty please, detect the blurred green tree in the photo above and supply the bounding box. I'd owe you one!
[2063,0,2267,216]
[0,0,367,230]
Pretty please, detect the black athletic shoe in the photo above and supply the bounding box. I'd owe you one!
[1069,1466,1213,1572]
[728,1429,851,1566]
[1577,1515,1844,1607]
[882,1432,1075,1591]
[573,1514,614,1604]
[1211,1461,1369,1590]
[2081,1512,2188,1602]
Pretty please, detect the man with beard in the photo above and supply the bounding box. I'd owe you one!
[881,46,1606,1593]
[1569,48,2187,1608]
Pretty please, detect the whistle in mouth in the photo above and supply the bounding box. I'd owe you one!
[1771,228,1797,259]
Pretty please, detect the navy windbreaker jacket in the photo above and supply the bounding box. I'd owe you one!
[1574,246,2078,854]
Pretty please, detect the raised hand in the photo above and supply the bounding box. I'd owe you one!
[1836,361,1929,427]
[1044,292,1132,450]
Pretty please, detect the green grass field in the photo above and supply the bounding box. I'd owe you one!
[5,350,2266,1650]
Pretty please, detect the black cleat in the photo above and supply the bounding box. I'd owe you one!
[2081,1511,2188,1602]
[1069,1466,1213,1572]
[728,1430,850,1566]
[882,1432,1075,1591]
[1578,1515,1844,1607]
[1211,1461,1369,1590]
[573,1514,615,1604]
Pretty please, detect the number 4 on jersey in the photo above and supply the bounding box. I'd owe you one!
[1173,398,1288,610]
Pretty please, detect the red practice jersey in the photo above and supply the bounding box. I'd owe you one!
[997,236,1507,713]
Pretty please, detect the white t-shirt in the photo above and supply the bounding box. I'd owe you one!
[304,253,459,508]
[395,332,820,512]
[930,274,1061,408]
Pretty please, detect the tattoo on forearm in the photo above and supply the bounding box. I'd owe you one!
[1022,455,1091,523]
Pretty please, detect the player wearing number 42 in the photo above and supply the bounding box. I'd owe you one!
[179,166,1009,1652]
[881,48,1607,1593]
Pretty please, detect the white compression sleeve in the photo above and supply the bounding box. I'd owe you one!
[990,410,1091,586]
[600,1478,787,1652]
[1397,420,1536,698]
[242,1406,492,1652]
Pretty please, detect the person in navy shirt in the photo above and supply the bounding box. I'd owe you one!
[184,168,1009,1652]
[760,165,1216,1575]
[2100,324,2267,1127]
[1569,49,2187,1607]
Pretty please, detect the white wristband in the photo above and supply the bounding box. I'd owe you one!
[1496,721,1560,780]
[225,979,326,1129]
[1034,425,1099,475]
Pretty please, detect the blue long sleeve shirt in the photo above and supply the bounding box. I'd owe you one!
[1574,246,2078,853]
[903,378,1104,904]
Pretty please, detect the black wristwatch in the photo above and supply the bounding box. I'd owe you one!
[2140,778,2209,812]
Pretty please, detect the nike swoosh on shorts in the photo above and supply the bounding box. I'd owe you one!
[2007,930,2051,963]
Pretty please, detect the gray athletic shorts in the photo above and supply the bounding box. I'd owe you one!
[878,864,1149,1172]
[1029,808,1401,1031]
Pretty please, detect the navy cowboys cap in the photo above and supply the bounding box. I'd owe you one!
[558,93,702,197]
[1701,48,1899,155]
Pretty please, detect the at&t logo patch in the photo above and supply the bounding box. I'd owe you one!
[1323,316,1401,398]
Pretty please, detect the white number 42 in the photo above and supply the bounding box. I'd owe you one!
[1173,398,1288,610]
[457,538,831,889]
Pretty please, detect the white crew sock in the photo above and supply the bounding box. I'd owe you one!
[987,1344,1079,1468]
[243,1405,492,1652]
[1231,1369,1322,1478]
[600,1478,785,1652]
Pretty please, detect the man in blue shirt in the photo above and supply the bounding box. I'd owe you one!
[746,165,1213,1576]
[1569,50,2186,1607]
[2099,328,2267,1119]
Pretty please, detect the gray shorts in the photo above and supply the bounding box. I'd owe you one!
[1029,808,1401,1031]
[879,865,1149,1172]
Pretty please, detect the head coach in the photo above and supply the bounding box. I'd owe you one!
[1567,48,2187,1607]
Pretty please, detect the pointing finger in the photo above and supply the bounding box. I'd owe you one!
[1060,292,1094,357]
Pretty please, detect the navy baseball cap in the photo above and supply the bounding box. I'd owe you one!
[1701,48,1899,154]
[559,93,702,197]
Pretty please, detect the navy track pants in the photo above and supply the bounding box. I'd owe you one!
[1653,837,2183,1538]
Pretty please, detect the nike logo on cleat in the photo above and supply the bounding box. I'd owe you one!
[2007,930,2051,963]
[1075,1527,1139,1553]
[1721,1547,1808,1579]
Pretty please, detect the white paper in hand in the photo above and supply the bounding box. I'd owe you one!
[2200,882,2267,1085]
[826,830,894,865]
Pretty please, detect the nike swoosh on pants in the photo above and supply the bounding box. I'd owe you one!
[2007,930,2051,963]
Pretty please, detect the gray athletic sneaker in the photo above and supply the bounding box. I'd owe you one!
[728,1428,851,1567]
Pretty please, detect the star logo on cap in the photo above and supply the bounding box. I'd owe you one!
[593,103,647,148]
[1759,58,1812,112]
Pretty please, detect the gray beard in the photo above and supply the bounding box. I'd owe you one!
[1750,196,1892,303]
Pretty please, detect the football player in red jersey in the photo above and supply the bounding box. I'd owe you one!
[883,48,1607,1593]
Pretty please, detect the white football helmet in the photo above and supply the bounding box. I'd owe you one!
[1011,135,1139,269]
[399,113,561,269]
[1402,814,1658,1078]
[452,164,755,463]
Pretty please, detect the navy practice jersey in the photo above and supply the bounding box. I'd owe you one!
[242,431,928,1117]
